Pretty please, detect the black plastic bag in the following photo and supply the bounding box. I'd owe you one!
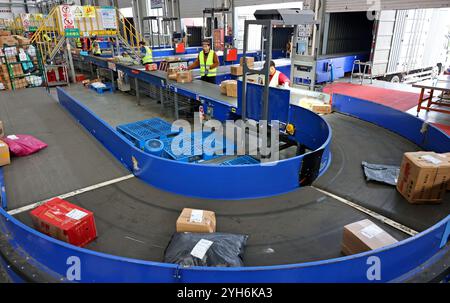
[362,161,400,186]
[164,232,248,267]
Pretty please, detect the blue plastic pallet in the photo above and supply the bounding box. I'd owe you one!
[220,155,260,166]
[159,132,234,162]
[116,118,178,149]
[89,82,113,94]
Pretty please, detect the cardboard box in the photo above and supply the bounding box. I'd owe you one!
[0,36,17,47]
[0,30,11,36]
[396,152,450,204]
[299,98,332,115]
[12,35,30,46]
[220,80,236,95]
[0,121,4,137]
[29,198,97,247]
[176,70,193,83]
[441,152,450,190]
[176,208,216,233]
[0,140,10,166]
[342,219,398,255]
[230,65,243,76]
[239,56,254,67]
[226,80,238,97]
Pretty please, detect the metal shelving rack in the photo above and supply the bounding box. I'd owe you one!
[3,43,44,90]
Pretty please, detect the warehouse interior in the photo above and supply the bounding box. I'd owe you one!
[0,0,449,284]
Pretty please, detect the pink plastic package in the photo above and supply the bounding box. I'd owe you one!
[3,134,48,157]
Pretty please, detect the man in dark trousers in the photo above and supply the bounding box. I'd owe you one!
[187,39,220,84]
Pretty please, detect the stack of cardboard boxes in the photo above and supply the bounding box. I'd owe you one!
[0,63,11,90]
[0,121,10,167]
[13,78,28,89]
[231,57,255,76]
[0,30,16,48]
[11,63,23,77]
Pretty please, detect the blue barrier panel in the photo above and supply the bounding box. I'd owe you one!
[0,200,448,282]
[0,168,6,210]
[56,88,331,199]
[332,94,450,152]
[237,81,290,123]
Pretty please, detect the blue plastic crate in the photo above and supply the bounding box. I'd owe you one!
[116,118,177,149]
[159,131,233,162]
[220,155,260,166]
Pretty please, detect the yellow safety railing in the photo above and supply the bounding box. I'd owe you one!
[29,5,146,62]
[30,6,63,63]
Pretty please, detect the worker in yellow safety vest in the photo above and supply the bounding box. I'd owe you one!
[75,38,82,49]
[42,33,51,42]
[91,37,102,56]
[187,39,219,84]
[139,41,153,67]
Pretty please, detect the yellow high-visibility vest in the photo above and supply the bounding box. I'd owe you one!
[142,46,153,64]
[199,50,217,77]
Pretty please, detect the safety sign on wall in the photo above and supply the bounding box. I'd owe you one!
[99,8,117,29]
[60,5,75,29]
[83,6,96,18]
[73,6,83,19]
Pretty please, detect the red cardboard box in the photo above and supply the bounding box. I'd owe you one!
[30,198,97,247]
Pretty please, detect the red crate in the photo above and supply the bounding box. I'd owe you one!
[29,198,97,247]
[75,74,86,82]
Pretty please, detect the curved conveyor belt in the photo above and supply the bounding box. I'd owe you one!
[1,88,449,268]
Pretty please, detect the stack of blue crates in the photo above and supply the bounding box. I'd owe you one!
[116,118,179,149]
[160,131,235,163]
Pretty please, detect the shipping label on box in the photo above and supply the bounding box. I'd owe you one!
[341,219,398,255]
[396,152,450,204]
[176,208,216,233]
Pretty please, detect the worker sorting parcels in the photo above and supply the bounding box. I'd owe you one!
[268,60,290,88]
[139,41,153,68]
[187,39,220,84]
[91,37,102,56]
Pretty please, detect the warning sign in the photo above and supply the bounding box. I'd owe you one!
[73,6,83,19]
[60,5,75,29]
[83,6,96,18]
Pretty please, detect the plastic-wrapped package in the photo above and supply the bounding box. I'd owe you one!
[164,232,248,267]
[3,134,48,157]
[362,161,400,186]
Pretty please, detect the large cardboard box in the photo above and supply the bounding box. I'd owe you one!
[176,208,216,233]
[29,198,97,247]
[176,70,193,83]
[342,219,398,255]
[396,152,450,204]
[0,140,10,167]
[0,121,4,137]
[0,30,11,36]
[442,152,450,190]
[239,56,254,68]
[230,65,243,76]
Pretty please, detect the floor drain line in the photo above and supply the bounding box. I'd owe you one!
[7,174,135,216]
[311,186,418,237]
